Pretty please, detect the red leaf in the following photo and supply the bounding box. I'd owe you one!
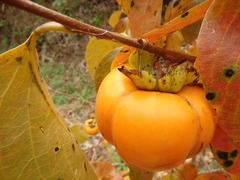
[211,125,240,176]
[195,0,240,141]
[194,170,229,180]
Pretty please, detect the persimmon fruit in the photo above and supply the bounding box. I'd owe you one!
[83,118,99,135]
[95,68,215,171]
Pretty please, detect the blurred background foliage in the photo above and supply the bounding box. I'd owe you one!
[0,0,119,122]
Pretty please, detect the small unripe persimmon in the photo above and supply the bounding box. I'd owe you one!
[83,119,99,135]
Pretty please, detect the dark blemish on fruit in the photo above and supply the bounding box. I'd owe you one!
[181,11,189,18]
[67,128,71,132]
[149,79,152,83]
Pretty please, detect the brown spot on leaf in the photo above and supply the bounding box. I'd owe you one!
[224,160,234,167]
[131,0,135,8]
[217,150,228,160]
[75,139,79,144]
[162,79,166,85]
[39,126,44,133]
[224,68,235,78]
[55,147,60,152]
[206,92,216,101]
[181,11,189,18]
[84,162,87,171]
[216,150,237,168]
[231,150,238,158]
[72,144,75,152]
[122,49,129,53]
[173,0,181,7]
[15,56,23,63]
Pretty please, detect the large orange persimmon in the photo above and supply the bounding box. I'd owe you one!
[95,68,215,171]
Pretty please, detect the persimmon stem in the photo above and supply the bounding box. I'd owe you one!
[0,0,196,63]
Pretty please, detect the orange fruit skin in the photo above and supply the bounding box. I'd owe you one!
[95,68,215,171]
[177,86,216,158]
[83,119,99,135]
[95,68,137,144]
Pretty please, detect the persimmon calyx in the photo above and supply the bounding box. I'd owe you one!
[118,61,202,93]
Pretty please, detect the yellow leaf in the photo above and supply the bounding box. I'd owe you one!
[85,36,122,80]
[0,22,97,179]
[116,0,132,14]
[69,124,89,143]
[94,47,122,91]
[109,10,123,28]
[161,173,178,180]
[165,31,185,53]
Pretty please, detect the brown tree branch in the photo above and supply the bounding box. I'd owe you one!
[0,0,196,62]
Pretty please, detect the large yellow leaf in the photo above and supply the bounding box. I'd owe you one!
[0,22,98,179]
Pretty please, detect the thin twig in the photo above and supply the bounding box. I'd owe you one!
[47,86,95,107]
[199,152,212,172]
[0,0,196,63]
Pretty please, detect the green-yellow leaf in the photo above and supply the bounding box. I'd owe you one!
[85,37,122,80]
[0,22,97,179]
[161,173,177,180]
[69,125,89,143]
[108,10,123,28]
[94,47,122,91]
